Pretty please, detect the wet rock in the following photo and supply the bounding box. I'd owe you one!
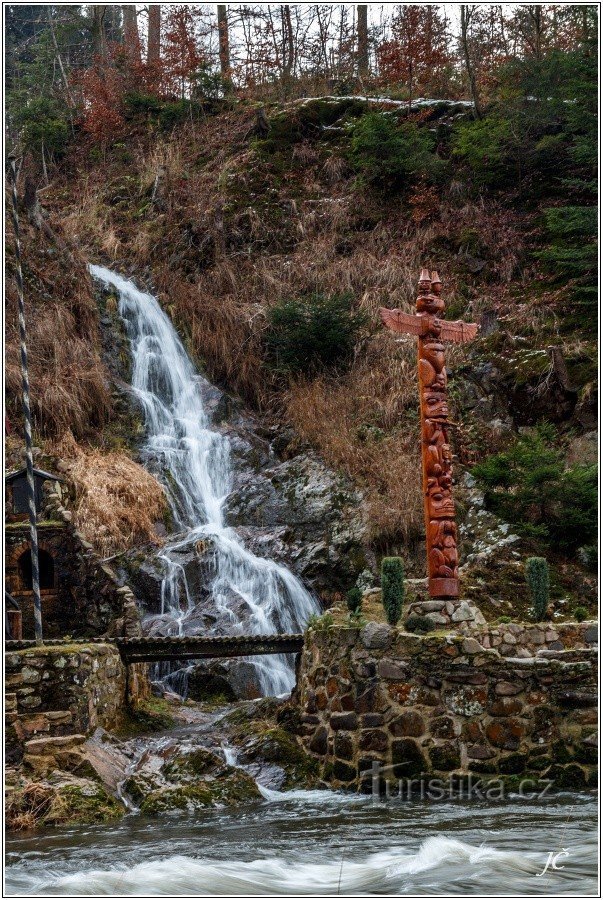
[486,719,524,750]
[358,729,388,752]
[334,731,355,759]
[224,452,371,593]
[309,726,328,755]
[391,739,427,778]
[429,741,461,770]
[498,752,528,775]
[330,712,358,731]
[187,668,237,704]
[388,712,425,738]
[332,759,356,783]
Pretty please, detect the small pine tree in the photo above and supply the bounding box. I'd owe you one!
[381,557,405,626]
[346,586,362,615]
[526,557,550,621]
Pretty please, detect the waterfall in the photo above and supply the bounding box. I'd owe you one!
[89,265,318,696]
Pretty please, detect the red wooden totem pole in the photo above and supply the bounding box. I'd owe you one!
[380,269,478,598]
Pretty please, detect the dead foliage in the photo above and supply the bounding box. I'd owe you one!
[52,432,167,557]
[43,106,532,547]
[6,782,55,831]
[5,201,111,440]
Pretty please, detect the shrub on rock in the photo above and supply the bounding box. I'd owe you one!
[381,557,404,626]
[525,556,550,620]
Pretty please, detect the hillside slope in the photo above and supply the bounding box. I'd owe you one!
[7,95,597,614]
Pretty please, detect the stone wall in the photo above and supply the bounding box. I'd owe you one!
[5,643,129,764]
[297,623,597,791]
[5,495,142,641]
[456,620,598,657]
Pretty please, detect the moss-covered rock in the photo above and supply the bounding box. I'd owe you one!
[7,777,124,830]
[139,768,261,815]
[241,726,319,788]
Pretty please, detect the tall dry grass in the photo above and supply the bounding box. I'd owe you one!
[44,106,528,547]
[53,433,167,557]
[5,211,111,440]
[286,334,424,546]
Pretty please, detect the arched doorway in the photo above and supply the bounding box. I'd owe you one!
[17,548,55,591]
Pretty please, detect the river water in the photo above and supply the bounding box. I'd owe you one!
[5,792,597,894]
[89,266,318,697]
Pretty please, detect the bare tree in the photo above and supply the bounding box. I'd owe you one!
[122,4,141,62]
[217,4,231,86]
[282,4,294,88]
[91,5,108,59]
[147,4,161,63]
[460,5,483,119]
[357,4,368,79]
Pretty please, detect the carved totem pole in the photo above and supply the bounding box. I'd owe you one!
[380,269,478,598]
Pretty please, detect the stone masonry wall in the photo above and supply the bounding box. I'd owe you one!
[5,489,142,641]
[297,623,597,792]
[5,644,128,764]
[456,620,598,657]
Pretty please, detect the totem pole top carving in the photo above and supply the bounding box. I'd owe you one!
[379,269,478,599]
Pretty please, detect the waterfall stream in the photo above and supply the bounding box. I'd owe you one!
[90,266,318,696]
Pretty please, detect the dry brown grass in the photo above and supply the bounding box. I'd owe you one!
[42,106,531,549]
[286,339,424,547]
[5,213,111,440]
[6,783,55,831]
[53,432,167,556]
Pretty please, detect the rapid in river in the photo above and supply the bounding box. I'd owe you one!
[89,266,318,697]
[5,791,597,894]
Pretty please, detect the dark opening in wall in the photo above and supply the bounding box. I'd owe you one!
[18,548,55,591]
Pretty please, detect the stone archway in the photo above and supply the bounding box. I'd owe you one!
[8,540,57,594]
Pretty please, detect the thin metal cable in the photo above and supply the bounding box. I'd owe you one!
[8,156,43,644]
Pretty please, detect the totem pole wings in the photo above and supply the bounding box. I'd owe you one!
[379,308,478,344]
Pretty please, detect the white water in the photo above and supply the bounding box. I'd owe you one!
[89,266,318,696]
[6,792,599,895]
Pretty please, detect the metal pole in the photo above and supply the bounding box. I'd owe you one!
[8,155,43,645]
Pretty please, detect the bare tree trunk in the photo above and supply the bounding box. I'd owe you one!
[147,4,161,63]
[47,8,74,107]
[122,4,141,63]
[527,5,544,61]
[217,4,232,90]
[282,5,294,92]
[357,5,369,79]
[460,5,483,119]
[91,5,108,59]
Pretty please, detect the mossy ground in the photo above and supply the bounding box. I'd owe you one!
[115,697,177,738]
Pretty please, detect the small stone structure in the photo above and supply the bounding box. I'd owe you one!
[5,643,135,765]
[297,624,597,791]
[4,476,142,640]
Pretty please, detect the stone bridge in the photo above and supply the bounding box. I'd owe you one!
[6,634,305,665]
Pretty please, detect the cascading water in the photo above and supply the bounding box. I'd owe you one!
[89,265,318,696]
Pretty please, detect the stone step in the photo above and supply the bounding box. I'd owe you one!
[25,734,86,756]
